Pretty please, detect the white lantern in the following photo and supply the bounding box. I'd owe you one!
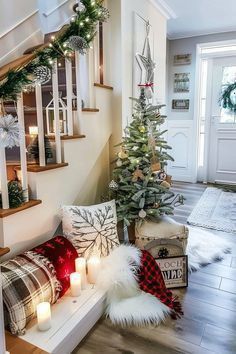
[46,96,68,136]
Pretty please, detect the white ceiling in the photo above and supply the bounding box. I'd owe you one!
[162,0,236,39]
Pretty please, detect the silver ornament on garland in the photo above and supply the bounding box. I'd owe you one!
[67,36,89,54]
[73,1,86,13]
[0,114,21,148]
[33,66,51,85]
[109,180,119,191]
[97,7,110,22]
[139,209,147,219]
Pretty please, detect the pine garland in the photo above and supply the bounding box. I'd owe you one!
[0,0,109,101]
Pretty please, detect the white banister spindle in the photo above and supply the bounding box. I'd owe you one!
[35,84,46,166]
[75,51,82,131]
[17,93,29,202]
[0,147,9,209]
[52,60,62,163]
[65,58,74,136]
[87,46,96,108]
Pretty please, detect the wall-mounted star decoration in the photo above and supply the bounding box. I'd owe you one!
[136,22,156,89]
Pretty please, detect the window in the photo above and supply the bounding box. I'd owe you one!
[220,65,236,123]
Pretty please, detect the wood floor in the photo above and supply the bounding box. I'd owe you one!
[74,182,236,354]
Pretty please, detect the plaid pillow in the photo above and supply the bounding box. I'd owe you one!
[1,252,61,335]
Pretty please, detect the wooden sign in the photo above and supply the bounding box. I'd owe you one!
[156,255,188,289]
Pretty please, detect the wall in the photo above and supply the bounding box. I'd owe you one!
[121,0,167,126]
[166,31,236,182]
[167,31,236,120]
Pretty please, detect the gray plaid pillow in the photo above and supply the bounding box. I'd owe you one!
[1,252,61,335]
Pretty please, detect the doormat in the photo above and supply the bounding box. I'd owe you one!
[187,187,236,233]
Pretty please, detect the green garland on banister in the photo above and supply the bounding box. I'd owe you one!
[220,81,236,112]
[0,0,109,101]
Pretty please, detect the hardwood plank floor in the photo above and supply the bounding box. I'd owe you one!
[74,182,236,354]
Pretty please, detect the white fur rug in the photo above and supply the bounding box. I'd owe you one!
[187,187,236,233]
[187,225,231,271]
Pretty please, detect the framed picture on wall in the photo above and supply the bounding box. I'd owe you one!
[174,73,190,92]
[172,99,190,110]
[174,54,192,65]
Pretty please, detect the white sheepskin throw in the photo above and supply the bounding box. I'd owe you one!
[187,226,231,271]
[97,245,171,326]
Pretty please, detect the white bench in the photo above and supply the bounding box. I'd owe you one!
[19,286,106,354]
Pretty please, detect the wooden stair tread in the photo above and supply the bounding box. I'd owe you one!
[94,83,113,90]
[47,134,86,140]
[15,163,69,173]
[0,247,10,257]
[0,200,42,218]
[6,331,48,354]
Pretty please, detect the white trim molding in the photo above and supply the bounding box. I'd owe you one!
[43,0,70,17]
[0,10,39,39]
[149,0,177,20]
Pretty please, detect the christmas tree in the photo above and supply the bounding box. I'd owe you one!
[28,135,53,163]
[109,88,184,226]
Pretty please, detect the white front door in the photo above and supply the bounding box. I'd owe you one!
[208,57,236,184]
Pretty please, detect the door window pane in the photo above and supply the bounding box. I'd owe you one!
[220,66,236,123]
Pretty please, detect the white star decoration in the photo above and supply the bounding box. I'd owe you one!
[136,22,156,88]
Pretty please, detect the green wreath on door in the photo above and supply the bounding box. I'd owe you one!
[220,82,236,112]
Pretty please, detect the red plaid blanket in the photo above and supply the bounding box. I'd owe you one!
[138,250,183,318]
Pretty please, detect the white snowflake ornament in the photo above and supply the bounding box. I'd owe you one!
[0,114,21,148]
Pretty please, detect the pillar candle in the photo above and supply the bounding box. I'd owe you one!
[75,258,87,289]
[87,256,101,284]
[36,302,51,331]
[70,272,81,297]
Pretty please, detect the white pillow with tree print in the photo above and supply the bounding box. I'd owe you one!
[62,200,120,258]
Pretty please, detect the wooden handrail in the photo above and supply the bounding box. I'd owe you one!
[0,247,10,257]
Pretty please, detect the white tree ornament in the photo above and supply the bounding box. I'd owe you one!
[0,114,21,148]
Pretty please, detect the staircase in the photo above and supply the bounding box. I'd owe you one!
[0,12,114,258]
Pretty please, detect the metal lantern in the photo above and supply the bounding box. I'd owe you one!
[46,96,68,136]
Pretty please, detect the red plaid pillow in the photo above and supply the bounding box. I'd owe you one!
[32,236,78,297]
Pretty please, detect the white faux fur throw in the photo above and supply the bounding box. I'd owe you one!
[97,245,171,326]
[187,226,231,271]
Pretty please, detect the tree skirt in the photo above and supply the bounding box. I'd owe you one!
[187,187,236,233]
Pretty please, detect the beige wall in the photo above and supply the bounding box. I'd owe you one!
[121,0,167,124]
